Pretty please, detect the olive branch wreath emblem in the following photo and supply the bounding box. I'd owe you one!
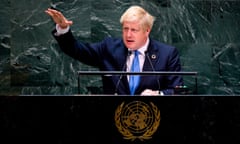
[115,101,160,141]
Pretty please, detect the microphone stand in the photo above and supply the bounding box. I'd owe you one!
[78,71,198,95]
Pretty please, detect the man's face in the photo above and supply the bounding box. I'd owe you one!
[122,21,150,50]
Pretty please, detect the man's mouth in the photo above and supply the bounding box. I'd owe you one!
[127,40,134,43]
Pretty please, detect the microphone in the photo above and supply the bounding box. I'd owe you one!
[145,51,161,91]
[114,51,132,95]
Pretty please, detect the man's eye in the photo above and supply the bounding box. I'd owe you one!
[132,29,137,32]
[123,28,139,33]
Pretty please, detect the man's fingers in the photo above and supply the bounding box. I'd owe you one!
[45,8,73,27]
[45,8,64,20]
[46,8,60,14]
[141,89,159,96]
[67,21,73,25]
[45,10,53,16]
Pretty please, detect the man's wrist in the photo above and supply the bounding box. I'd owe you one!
[55,24,70,36]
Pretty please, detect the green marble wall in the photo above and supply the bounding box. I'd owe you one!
[0,0,240,95]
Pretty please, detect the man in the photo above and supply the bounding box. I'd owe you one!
[45,5,183,95]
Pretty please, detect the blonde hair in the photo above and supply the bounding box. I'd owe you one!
[120,5,155,31]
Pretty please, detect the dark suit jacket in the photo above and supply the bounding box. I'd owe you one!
[53,29,183,95]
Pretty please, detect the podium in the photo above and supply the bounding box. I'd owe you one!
[77,71,198,95]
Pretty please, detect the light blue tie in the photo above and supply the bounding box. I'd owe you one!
[129,51,140,95]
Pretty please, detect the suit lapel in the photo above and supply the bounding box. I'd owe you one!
[137,39,159,91]
[143,39,158,71]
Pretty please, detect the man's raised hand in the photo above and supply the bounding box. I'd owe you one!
[45,8,73,29]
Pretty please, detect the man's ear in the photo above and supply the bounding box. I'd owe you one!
[146,28,151,33]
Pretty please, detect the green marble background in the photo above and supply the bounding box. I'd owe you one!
[0,0,240,95]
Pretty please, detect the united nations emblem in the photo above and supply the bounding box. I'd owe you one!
[115,101,160,141]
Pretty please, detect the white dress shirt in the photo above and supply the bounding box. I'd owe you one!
[126,38,149,81]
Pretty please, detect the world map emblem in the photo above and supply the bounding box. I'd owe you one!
[115,101,160,141]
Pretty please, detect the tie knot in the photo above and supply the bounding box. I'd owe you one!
[134,50,139,56]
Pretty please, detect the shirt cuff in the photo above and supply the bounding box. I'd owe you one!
[159,91,164,96]
[55,24,70,36]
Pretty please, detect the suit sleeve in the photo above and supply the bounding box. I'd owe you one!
[52,29,102,67]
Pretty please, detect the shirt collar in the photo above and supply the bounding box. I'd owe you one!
[138,37,149,55]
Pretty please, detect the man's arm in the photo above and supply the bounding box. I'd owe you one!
[161,47,184,95]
